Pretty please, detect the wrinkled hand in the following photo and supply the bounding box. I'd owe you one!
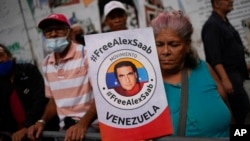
[27,122,45,141]
[12,128,28,141]
[64,122,87,141]
[222,79,234,94]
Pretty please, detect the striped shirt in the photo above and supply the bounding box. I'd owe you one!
[42,42,94,128]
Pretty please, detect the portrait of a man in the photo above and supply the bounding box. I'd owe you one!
[113,61,144,96]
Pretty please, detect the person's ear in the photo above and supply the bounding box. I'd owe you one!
[214,0,221,8]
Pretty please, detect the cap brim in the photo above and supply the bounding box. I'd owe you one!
[103,8,126,22]
[38,19,70,30]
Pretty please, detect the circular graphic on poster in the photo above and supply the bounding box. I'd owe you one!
[97,49,156,110]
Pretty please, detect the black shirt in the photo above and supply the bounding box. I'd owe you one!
[0,63,58,133]
[201,11,248,79]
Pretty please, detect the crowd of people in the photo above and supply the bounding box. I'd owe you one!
[1,0,249,140]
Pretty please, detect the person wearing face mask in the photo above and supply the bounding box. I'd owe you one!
[27,14,98,141]
[0,44,59,141]
[71,23,85,46]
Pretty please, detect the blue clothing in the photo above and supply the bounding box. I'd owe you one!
[164,60,230,137]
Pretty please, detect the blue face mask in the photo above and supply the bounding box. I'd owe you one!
[46,36,69,53]
[0,60,13,77]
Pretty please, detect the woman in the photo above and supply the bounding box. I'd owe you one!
[151,10,231,137]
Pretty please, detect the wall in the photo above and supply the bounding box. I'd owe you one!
[0,0,250,94]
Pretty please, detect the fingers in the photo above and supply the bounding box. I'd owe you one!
[12,128,27,141]
[27,124,44,141]
[226,88,234,94]
[12,134,22,141]
[64,125,85,141]
[36,127,43,139]
[27,126,36,140]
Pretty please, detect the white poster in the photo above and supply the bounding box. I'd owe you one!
[85,28,172,141]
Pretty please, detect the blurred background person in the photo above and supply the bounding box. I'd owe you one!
[202,0,250,124]
[71,23,85,46]
[103,0,128,32]
[0,44,59,141]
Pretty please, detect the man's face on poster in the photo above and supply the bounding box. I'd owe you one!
[116,66,137,91]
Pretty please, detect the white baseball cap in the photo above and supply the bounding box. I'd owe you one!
[103,1,126,21]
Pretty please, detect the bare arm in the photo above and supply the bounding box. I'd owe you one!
[214,64,234,94]
[207,63,235,124]
[78,100,97,128]
[27,98,57,140]
[40,98,58,122]
[207,64,227,101]
[64,100,97,141]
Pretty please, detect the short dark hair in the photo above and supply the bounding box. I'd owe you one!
[0,43,12,58]
[211,0,217,8]
[114,61,139,83]
[211,0,215,4]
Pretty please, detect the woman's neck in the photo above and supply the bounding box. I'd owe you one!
[162,69,182,85]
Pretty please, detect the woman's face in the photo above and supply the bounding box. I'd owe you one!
[155,28,190,73]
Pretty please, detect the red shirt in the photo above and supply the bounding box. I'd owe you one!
[114,82,144,96]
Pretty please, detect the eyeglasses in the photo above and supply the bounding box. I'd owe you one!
[43,26,69,37]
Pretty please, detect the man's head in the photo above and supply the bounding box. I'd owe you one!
[211,0,234,15]
[71,24,85,45]
[0,44,12,62]
[0,44,14,77]
[103,1,127,31]
[114,61,139,91]
[38,14,72,53]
